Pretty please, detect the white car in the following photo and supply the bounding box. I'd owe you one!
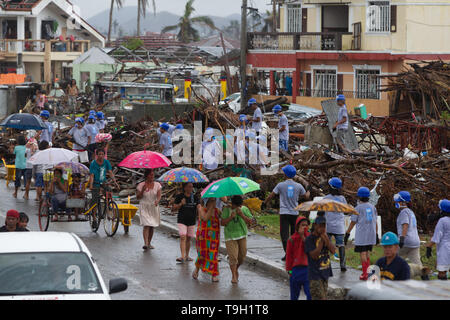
[0,232,127,300]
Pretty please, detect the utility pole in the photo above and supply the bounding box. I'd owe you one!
[272,0,277,32]
[240,0,247,112]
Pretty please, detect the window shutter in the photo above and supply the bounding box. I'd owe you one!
[302,8,308,32]
[390,5,397,32]
[337,74,344,94]
[306,73,311,97]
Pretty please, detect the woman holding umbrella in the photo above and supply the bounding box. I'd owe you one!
[192,197,221,282]
[136,169,162,251]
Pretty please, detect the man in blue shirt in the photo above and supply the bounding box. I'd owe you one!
[333,95,348,152]
[376,232,411,281]
[264,165,310,260]
[273,105,289,152]
[324,177,348,272]
[36,110,53,145]
[248,98,263,134]
[394,191,422,267]
[159,123,173,159]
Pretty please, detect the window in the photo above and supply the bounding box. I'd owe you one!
[367,1,390,32]
[355,69,380,99]
[287,3,302,32]
[313,69,337,98]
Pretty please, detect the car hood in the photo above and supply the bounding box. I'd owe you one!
[0,293,110,301]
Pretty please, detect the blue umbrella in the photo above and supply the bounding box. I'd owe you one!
[0,113,47,130]
[157,167,209,183]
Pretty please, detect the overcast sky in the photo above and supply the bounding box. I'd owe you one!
[71,0,268,19]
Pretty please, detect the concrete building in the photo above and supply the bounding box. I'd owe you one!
[0,0,105,84]
[247,0,450,116]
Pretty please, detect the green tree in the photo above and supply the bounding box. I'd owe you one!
[108,0,123,44]
[124,38,144,50]
[161,0,216,43]
[137,0,156,36]
[224,20,240,40]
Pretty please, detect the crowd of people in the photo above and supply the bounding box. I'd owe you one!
[2,92,449,301]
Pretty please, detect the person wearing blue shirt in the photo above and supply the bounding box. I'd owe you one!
[248,98,263,134]
[324,177,348,272]
[333,95,348,151]
[36,110,53,145]
[159,123,173,158]
[12,135,27,199]
[264,165,310,261]
[96,112,107,132]
[85,115,99,162]
[426,200,450,280]
[272,105,289,152]
[376,232,411,281]
[394,191,422,267]
[345,187,379,281]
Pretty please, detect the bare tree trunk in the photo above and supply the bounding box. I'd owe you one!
[107,0,114,44]
[240,0,247,112]
[272,0,277,32]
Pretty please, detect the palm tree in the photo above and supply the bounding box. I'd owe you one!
[137,0,156,36]
[261,10,274,33]
[107,0,123,44]
[161,0,216,43]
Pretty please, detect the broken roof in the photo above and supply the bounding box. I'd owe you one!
[73,46,116,65]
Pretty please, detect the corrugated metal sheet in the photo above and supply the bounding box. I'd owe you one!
[321,99,359,151]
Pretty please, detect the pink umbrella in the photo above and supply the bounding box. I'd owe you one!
[118,151,172,169]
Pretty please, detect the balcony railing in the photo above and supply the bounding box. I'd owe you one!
[248,32,353,51]
[0,39,90,54]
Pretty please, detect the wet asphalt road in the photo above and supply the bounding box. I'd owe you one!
[0,185,291,300]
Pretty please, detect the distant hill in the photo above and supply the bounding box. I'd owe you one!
[87,7,241,38]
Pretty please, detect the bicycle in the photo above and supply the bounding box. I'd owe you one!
[38,181,120,237]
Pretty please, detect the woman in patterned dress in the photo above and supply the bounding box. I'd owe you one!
[192,197,221,282]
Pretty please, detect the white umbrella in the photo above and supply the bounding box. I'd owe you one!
[28,148,78,166]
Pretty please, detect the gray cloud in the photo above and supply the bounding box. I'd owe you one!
[71,0,267,19]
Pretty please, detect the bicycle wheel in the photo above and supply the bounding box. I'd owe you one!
[89,204,101,233]
[103,200,120,237]
[38,202,51,232]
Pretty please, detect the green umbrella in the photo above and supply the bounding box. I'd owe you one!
[201,177,260,199]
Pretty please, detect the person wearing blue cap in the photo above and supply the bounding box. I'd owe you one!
[264,165,310,260]
[85,115,99,162]
[200,128,219,170]
[375,232,411,281]
[159,123,173,158]
[248,98,263,134]
[305,216,335,300]
[95,112,107,133]
[333,95,348,151]
[68,117,91,164]
[272,105,289,152]
[394,191,421,267]
[35,110,54,144]
[426,200,450,280]
[324,177,348,272]
[345,187,378,280]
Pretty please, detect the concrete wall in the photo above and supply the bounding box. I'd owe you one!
[279,0,450,53]
[251,94,390,117]
[73,63,115,91]
[24,62,42,83]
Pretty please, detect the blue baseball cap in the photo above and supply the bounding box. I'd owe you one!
[88,115,96,120]
[40,110,50,118]
[75,117,84,124]
[381,232,399,246]
[394,191,411,203]
[175,124,184,130]
[248,98,257,106]
[357,187,370,198]
[336,94,346,101]
[439,199,450,213]
[328,177,342,189]
[239,114,247,122]
[272,105,282,114]
[160,123,170,131]
[96,112,105,119]
[282,165,297,179]
[89,110,96,115]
